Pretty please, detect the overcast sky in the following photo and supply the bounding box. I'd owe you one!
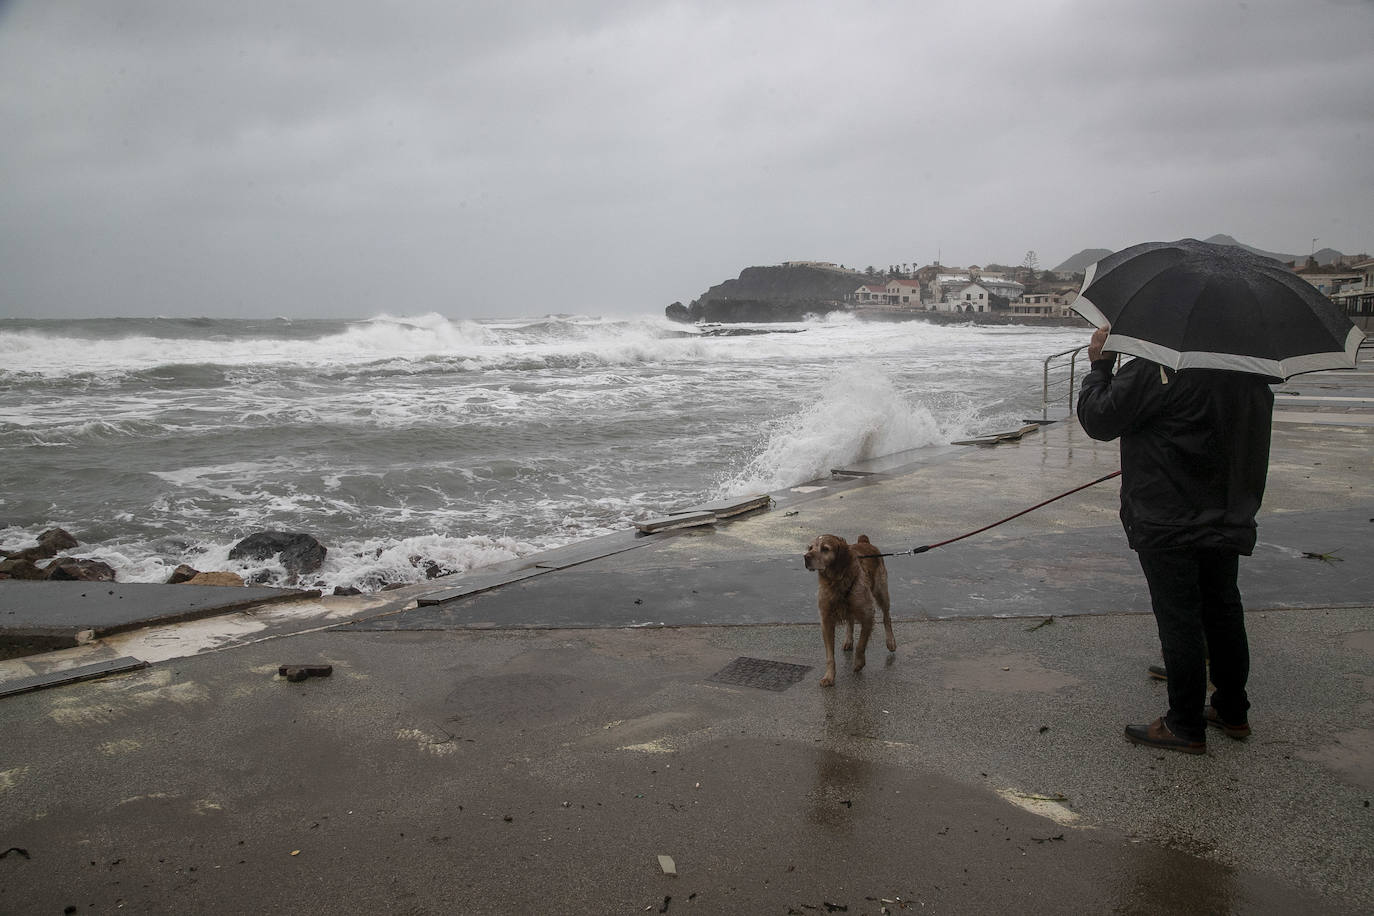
[2,0,1372,320]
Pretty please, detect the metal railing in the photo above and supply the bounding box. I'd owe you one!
[1040,345,1090,422]
[1043,337,1371,422]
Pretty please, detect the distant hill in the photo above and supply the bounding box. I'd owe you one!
[1050,249,1111,274]
[1201,234,1346,266]
[1053,236,1350,274]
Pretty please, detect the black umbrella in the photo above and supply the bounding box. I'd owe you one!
[1071,238,1365,380]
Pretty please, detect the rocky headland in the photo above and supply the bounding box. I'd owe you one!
[666,263,859,323]
[666,263,1085,326]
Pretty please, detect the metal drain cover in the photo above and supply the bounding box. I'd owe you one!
[709,656,812,691]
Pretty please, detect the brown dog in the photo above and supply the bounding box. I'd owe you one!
[803,534,896,686]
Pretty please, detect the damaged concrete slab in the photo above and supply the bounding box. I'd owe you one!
[0,581,319,657]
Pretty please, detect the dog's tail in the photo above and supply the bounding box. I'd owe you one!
[856,535,871,545]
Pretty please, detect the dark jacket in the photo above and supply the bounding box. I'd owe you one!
[1076,357,1274,554]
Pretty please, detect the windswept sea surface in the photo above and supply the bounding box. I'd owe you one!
[0,313,1090,591]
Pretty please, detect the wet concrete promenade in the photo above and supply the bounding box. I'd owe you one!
[1,362,1371,914]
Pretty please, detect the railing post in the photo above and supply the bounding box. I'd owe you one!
[1041,344,1090,423]
[1042,354,1051,422]
[1067,350,1077,414]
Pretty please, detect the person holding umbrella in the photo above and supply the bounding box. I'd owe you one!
[1073,239,1365,755]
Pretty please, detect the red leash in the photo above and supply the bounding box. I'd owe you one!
[873,470,1122,558]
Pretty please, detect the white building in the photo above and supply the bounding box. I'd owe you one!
[929,274,971,304]
[1011,292,1075,318]
[851,279,924,307]
[980,277,1025,301]
[935,282,991,313]
[851,284,889,303]
[1328,258,1374,322]
[884,278,922,306]
[1299,270,1361,298]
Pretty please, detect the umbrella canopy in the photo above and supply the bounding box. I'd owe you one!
[1071,238,1365,380]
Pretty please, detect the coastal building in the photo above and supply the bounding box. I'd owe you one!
[1328,257,1374,325]
[928,273,972,304]
[925,272,1022,308]
[884,278,922,306]
[1297,269,1361,298]
[1012,293,1064,317]
[934,282,991,313]
[850,279,925,307]
[980,276,1026,301]
[781,260,863,274]
[851,283,890,303]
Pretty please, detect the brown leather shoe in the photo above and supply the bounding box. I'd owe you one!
[1124,717,1205,755]
[1205,706,1251,739]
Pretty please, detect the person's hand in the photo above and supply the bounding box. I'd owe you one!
[1088,324,1112,362]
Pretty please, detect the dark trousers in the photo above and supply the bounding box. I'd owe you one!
[1136,547,1251,742]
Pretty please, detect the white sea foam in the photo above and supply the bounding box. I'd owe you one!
[715,368,962,497]
[88,531,548,591]
[0,314,1094,591]
[150,462,277,488]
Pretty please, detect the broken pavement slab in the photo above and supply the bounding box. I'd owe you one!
[632,511,716,535]
[0,581,321,657]
[951,422,1044,447]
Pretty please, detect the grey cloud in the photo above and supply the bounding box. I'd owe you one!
[1,0,1371,318]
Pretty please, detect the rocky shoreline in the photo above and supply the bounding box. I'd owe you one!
[0,528,392,595]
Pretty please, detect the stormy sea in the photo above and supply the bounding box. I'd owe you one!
[0,313,1091,592]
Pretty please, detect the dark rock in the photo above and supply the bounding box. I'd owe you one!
[691,297,845,323]
[228,531,327,576]
[0,557,47,580]
[39,528,79,552]
[333,585,363,596]
[166,564,200,585]
[44,558,117,582]
[5,527,81,563]
[278,664,332,682]
[665,301,690,323]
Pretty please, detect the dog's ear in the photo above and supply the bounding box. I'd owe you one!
[830,537,853,567]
